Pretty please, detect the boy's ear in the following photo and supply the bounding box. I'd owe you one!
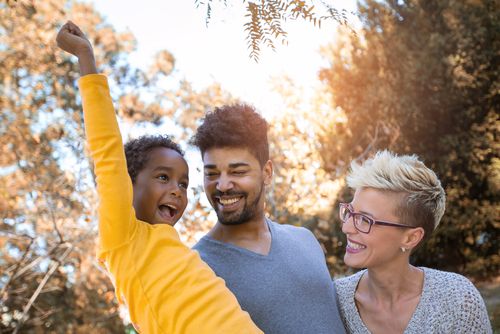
[263,160,273,186]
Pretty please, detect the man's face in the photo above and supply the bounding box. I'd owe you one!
[203,147,272,225]
[132,147,189,226]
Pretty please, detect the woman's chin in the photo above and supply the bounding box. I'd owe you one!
[344,254,365,269]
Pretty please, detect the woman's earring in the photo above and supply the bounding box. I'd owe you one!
[401,247,407,253]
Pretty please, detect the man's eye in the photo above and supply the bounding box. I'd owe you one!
[232,170,247,175]
[205,172,219,177]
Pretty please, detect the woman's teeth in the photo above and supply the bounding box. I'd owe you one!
[348,240,366,250]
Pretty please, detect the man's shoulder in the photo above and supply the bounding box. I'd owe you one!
[192,237,229,268]
[269,220,315,240]
[192,236,215,252]
[269,220,325,257]
[192,235,244,260]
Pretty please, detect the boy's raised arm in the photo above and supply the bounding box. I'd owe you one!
[57,21,136,252]
[56,22,97,75]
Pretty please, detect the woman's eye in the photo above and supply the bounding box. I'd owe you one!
[360,216,372,226]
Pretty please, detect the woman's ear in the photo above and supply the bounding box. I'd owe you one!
[401,227,425,251]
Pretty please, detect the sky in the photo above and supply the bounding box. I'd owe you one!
[86,0,358,118]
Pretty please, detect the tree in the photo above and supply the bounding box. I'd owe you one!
[265,76,349,274]
[318,0,499,279]
[195,0,352,60]
[0,0,234,331]
[0,1,133,331]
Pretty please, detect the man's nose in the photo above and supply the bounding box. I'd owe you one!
[216,174,234,192]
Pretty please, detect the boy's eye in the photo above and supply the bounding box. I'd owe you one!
[157,174,169,181]
[179,181,189,189]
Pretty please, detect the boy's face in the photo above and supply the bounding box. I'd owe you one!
[202,146,272,225]
[132,147,189,226]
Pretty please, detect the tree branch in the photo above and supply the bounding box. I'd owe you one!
[0,235,34,304]
[13,245,73,334]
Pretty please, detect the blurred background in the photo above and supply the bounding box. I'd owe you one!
[1,0,498,332]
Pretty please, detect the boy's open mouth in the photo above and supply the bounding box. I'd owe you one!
[159,204,178,218]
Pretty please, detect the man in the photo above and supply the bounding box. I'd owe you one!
[192,105,346,334]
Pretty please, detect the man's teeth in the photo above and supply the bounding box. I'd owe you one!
[219,197,240,205]
[348,240,366,250]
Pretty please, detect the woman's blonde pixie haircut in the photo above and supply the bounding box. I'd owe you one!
[347,150,446,244]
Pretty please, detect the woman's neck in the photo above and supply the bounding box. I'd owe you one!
[360,264,424,305]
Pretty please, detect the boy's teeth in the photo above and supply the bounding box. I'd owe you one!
[348,240,366,250]
[220,197,240,205]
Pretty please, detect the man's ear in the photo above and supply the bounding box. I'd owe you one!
[401,227,425,251]
[263,160,273,186]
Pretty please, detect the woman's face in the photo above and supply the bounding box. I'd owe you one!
[341,187,409,269]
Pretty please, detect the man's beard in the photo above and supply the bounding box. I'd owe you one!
[214,183,264,225]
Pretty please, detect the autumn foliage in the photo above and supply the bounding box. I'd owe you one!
[1,0,498,332]
[0,0,232,331]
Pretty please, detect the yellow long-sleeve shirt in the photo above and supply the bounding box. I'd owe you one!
[79,74,262,334]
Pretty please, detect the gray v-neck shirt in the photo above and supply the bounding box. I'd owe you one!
[193,219,346,334]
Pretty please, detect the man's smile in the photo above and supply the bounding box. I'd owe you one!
[215,193,246,211]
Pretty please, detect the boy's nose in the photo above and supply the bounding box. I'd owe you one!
[170,183,182,197]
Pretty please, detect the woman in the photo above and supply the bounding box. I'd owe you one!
[335,150,491,334]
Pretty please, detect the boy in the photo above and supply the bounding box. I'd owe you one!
[56,21,261,334]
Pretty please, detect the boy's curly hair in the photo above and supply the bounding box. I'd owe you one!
[124,135,184,183]
[190,104,269,166]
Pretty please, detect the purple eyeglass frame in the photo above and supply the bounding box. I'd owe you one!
[339,202,418,234]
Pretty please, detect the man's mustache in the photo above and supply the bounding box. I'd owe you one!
[213,190,247,197]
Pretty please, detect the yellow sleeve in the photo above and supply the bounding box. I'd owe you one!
[78,74,262,334]
[78,74,136,253]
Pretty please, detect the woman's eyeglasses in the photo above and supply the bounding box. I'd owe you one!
[339,202,418,234]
